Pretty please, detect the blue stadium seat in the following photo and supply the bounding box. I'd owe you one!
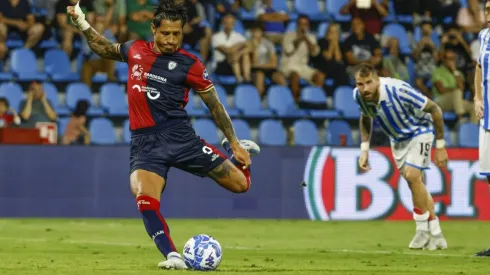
[326,0,351,22]
[293,119,319,146]
[57,117,70,136]
[286,21,297,32]
[234,85,273,117]
[458,122,479,147]
[199,84,239,116]
[43,82,69,115]
[272,0,288,12]
[382,24,411,54]
[444,124,452,147]
[122,119,131,144]
[383,0,397,23]
[326,120,354,146]
[89,118,117,145]
[185,91,207,116]
[10,49,47,81]
[294,0,327,20]
[65,83,103,115]
[316,22,329,39]
[258,119,287,145]
[267,85,307,118]
[116,62,128,82]
[44,49,80,82]
[300,86,339,118]
[100,83,128,116]
[334,86,360,119]
[232,119,252,140]
[193,119,220,144]
[0,82,23,112]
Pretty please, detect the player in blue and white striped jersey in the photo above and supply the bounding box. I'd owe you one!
[473,0,490,257]
[353,63,448,250]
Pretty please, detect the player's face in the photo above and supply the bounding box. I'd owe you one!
[152,19,183,54]
[356,73,380,102]
[486,1,490,27]
[0,102,6,114]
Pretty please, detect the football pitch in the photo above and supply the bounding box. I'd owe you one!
[1,219,489,274]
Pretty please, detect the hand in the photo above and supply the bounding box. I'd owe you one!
[15,21,28,31]
[475,99,484,120]
[231,143,252,169]
[358,151,371,172]
[27,91,34,101]
[67,5,79,21]
[434,148,448,167]
[441,34,449,44]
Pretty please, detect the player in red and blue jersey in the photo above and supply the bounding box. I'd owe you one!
[67,0,260,269]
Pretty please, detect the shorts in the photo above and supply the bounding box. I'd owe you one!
[130,129,227,180]
[215,61,233,75]
[391,132,434,170]
[479,126,490,175]
[183,26,206,46]
[279,63,317,82]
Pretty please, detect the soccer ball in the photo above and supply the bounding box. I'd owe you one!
[182,234,223,271]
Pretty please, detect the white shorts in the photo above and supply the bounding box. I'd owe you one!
[279,64,317,82]
[479,126,490,175]
[391,132,434,170]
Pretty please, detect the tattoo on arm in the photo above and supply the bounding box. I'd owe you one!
[199,87,238,143]
[423,100,444,140]
[359,115,372,143]
[83,27,123,61]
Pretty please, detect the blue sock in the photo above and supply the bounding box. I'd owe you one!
[137,195,177,258]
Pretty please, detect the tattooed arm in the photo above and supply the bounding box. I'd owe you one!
[199,87,239,146]
[423,99,444,140]
[82,27,123,61]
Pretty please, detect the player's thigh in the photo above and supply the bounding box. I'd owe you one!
[207,160,247,193]
[130,169,166,200]
[479,127,490,174]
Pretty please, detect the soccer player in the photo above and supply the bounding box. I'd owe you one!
[354,63,448,250]
[67,0,260,269]
[473,0,490,257]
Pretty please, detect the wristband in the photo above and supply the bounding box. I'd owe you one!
[360,141,370,152]
[435,139,446,149]
[71,1,90,31]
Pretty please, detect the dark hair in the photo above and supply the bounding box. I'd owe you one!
[73,100,90,117]
[0,97,9,108]
[153,0,188,27]
[297,14,310,23]
[251,22,264,32]
[355,63,377,78]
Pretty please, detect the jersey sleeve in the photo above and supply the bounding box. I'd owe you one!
[118,40,136,62]
[477,29,488,65]
[186,59,214,93]
[399,85,428,111]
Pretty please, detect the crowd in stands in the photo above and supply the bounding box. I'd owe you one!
[0,0,485,147]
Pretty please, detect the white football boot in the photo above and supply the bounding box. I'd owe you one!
[409,229,430,249]
[425,218,448,250]
[221,138,261,156]
[157,252,187,270]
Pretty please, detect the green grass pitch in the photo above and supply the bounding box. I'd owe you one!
[0,219,490,274]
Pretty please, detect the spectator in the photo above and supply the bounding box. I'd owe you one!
[62,100,90,145]
[249,24,286,96]
[457,0,485,34]
[183,0,212,62]
[0,0,46,59]
[382,37,409,82]
[19,82,58,128]
[340,0,389,36]
[212,14,251,83]
[93,0,128,42]
[55,0,95,57]
[343,18,382,72]
[31,0,58,24]
[255,0,289,44]
[280,15,324,100]
[413,21,439,97]
[127,0,153,41]
[431,49,476,123]
[441,24,473,88]
[313,23,349,88]
[0,97,21,128]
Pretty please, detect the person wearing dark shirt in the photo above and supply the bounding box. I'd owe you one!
[183,0,211,62]
[343,18,382,71]
[340,0,389,36]
[441,24,473,89]
[0,0,46,59]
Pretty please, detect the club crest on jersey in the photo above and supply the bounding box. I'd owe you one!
[168,61,177,70]
[203,69,210,81]
[131,64,144,80]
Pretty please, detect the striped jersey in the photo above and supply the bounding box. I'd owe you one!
[477,28,490,130]
[353,77,434,142]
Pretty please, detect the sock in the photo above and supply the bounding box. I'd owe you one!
[137,195,177,258]
[429,218,442,235]
[223,141,251,190]
[413,208,429,231]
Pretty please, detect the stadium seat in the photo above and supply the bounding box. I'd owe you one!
[286,21,297,32]
[199,84,239,116]
[334,86,361,119]
[300,86,339,118]
[234,85,273,117]
[382,24,411,54]
[232,119,252,140]
[294,0,327,20]
[122,119,131,144]
[444,124,452,147]
[0,82,23,112]
[193,119,220,144]
[89,118,117,145]
[383,0,397,23]
[267,85,307,118]
[57,117,70,136]
[316,22,329,39]
[293,119,319,146]
[65,83,103,115]
[326,0,351,22]
[258,119,287,145]
[10,48,47,81]
[44,49,80,82]
[185,91,207,117]
[458,122,479,147]
[100,83,128,116]
[272,0,288,12]
[43,82,69,115]
[116,62,128,82]
[326,120,354,146]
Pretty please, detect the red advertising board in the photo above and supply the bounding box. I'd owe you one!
[303,147,490,220]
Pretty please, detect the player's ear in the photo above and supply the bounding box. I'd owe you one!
[151,23,156,35]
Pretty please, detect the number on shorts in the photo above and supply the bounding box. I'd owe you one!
[202,146,213,154]
[419,142,430,156]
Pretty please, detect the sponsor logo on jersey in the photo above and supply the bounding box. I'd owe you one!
[168,61,177,70]
[131,64,144,80]
[132,84,161,100]
[130,64,167,84]
[133,54,142,60]
[203,69,210,81]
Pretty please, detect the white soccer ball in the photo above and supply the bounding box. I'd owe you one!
[182,234,223,271]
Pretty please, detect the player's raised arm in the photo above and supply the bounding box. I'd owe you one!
[67,2,123,61]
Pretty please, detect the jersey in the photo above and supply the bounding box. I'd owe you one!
[353,77,433,143]
[119,40,214,136]
[477,28,490,130]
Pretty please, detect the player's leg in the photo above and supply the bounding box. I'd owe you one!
[475,127,490,256]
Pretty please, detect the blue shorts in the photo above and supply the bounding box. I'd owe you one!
[130,128,227,180]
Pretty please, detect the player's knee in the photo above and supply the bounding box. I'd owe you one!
[230,172,249,193]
